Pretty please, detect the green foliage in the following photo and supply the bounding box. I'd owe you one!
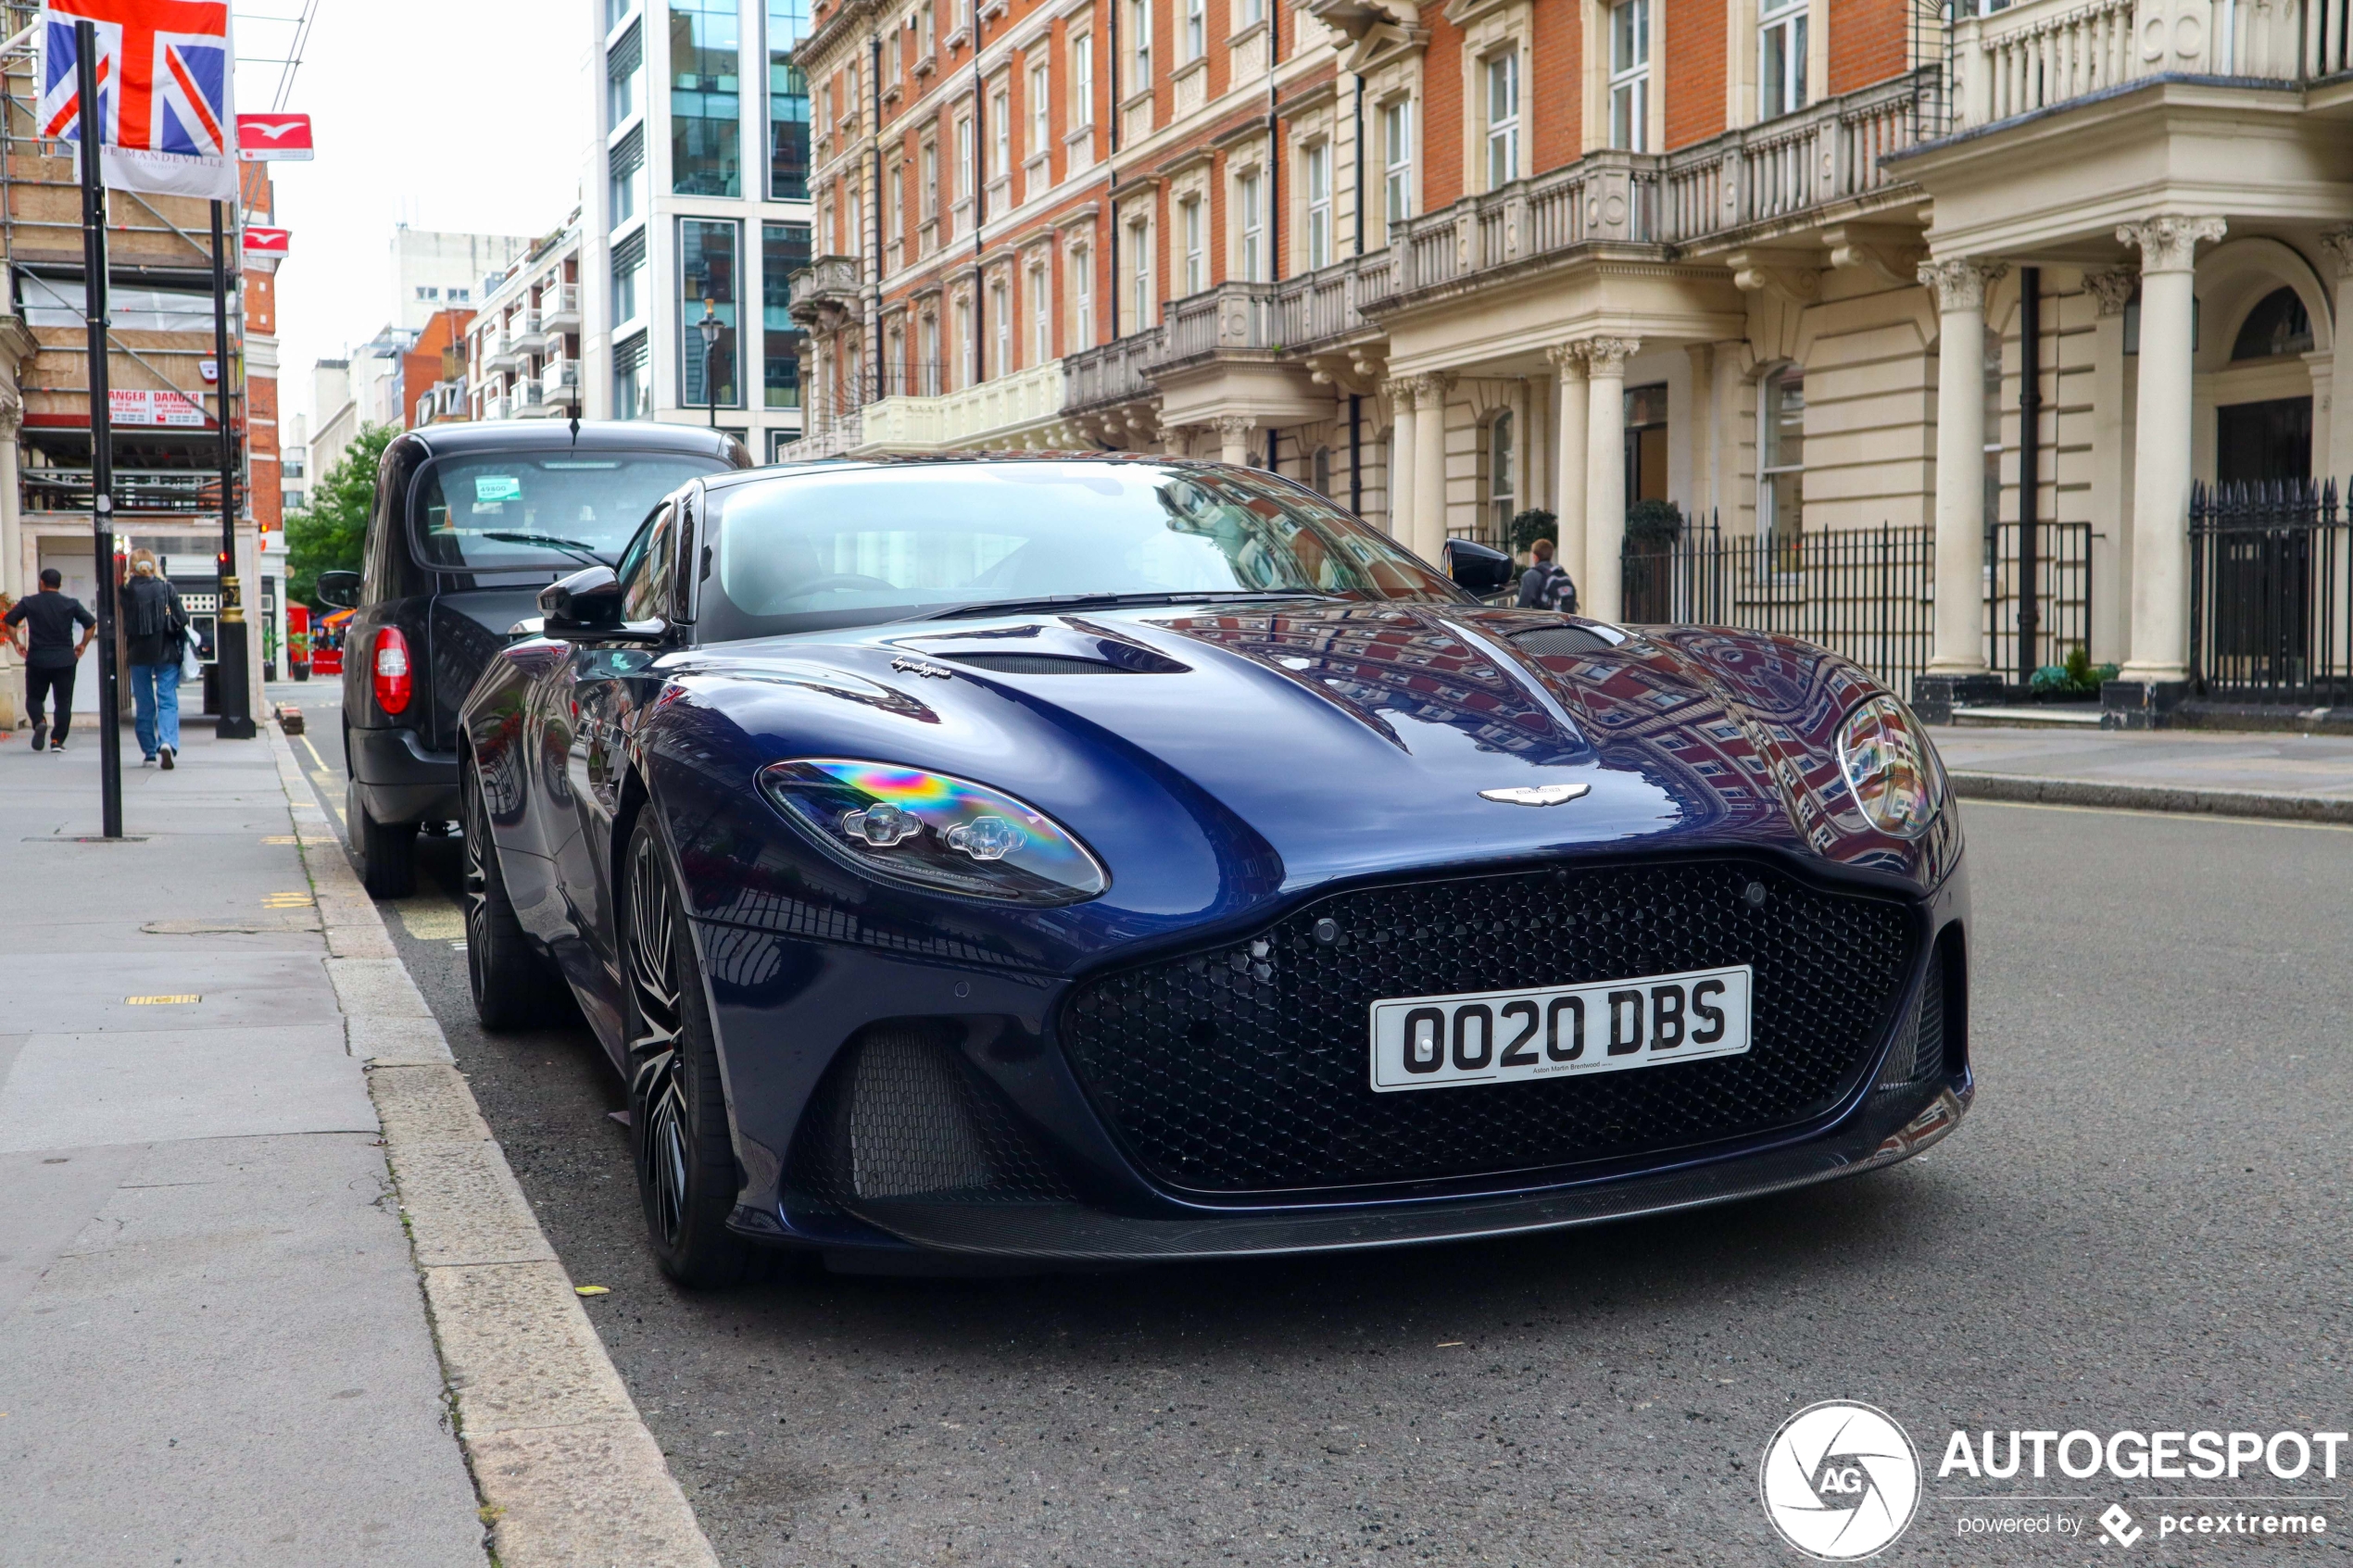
[1507,508,1558,555]
[2029,646,2120,695]
[285,423,396,608]
[1626,499,1684,548]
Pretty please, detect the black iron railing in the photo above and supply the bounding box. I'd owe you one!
[1987,520,2094,684]
[2190,481,2352,705]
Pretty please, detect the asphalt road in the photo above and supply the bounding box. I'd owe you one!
[276,689,2351,1566]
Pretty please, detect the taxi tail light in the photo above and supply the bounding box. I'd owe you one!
[373,626,413,715]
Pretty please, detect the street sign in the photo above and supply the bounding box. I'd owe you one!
[244,226,289,254]
[236,113,312,161]
[111,387,208,427]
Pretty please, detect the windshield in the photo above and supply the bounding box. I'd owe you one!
[704,461,1460,638]
[411,452,725,571]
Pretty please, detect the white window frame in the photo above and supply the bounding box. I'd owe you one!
[1180,194,1203,295]
[990,88,1010,180]
[920,312,941,395]
[955,115,973,202]
[1380,98,1412,236]
[1302,142,1331,270]
[1609,0,1650,151]
[1071,32,1094,124]
[889,165,905,249]
[1128,217,1151,333]
[1759,0,1807,119]
[1761,364,1806,548]
[1488,409,1516,536]
[1237,169,1264,282]
[1072,245,1093,350]
[1128,0,1151,94]
[1030,260,1051,362]
[991,279,1010,370]
[1484,50,1520,191]
[1029,61,1051,156]
[1185,0,1205,58]
[957,295,975,387]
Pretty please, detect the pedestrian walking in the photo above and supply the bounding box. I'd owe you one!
[4,568,96,752]
[1516,538,1578,613]
[121,551,189,769]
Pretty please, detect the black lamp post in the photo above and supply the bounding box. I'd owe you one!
[698,297,721,430]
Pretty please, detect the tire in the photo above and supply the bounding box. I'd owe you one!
[351,779,417,898]
[461,755,566,1032]
[622,815,751,1289]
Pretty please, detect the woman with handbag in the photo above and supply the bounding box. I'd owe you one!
[121,551,189,769]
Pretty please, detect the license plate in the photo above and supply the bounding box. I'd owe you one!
[1368,965,1754,1092]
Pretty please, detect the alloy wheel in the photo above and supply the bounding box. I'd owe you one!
[461,771,493,998]
[628,830,689,1248]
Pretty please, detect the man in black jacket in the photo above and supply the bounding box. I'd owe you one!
[1515,537,1577,613]
[121,552,189,768]
[5,568,95,752]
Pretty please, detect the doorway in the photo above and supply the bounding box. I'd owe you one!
[2210,395,2313,680]
[2215,395,2310,484]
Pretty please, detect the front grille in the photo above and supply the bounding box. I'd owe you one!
[1059,859,1918,1193]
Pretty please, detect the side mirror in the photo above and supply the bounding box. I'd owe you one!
[314,569,361,609]
[1444,537,1516,596]
[539,565,626,633]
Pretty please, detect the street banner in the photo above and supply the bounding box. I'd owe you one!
[110,386,207,426]
[235,111,310,160]
[39,0,239,200]
[243,225,289,253]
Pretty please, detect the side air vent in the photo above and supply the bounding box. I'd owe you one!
[1510,625,1616,658]
[947,653,1134,674]
[786,1024,1075,1205]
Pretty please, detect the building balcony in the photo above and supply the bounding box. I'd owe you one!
[484,332,522,373]
[509,310,547,354]
[1950,0,2335,132]
[512,378,547,415]
[787,255,863,331]
[483,395,512,421]
[1062,330,1164,415]
[535,358,581,411]
[540,283,582,333]
[855,358,1066,451]
[769,409,864,462]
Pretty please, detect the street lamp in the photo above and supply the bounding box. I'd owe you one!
[698,297,721,431]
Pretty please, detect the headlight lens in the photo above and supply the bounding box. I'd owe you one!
[1836,695,1943,836]
[759,759,1110,905]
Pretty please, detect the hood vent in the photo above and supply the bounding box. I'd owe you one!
[944,646,1189,675]
[1509,625,1616,658]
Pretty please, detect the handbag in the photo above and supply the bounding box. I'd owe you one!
[180,626,202,684]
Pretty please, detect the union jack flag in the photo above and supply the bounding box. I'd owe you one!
[40,0,239,199]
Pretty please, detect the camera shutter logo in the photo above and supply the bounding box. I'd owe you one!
[1758,1401,1921,1560]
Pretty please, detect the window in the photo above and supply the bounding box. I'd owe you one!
[1030,261,1051,361]
[1185,0,1205,58]
[1488,410,1515,537]
[990,88,1010,180]
[1242,0,1264,22]
[921,139,938,239]
[991,280,1010,370]
[613,331,651,420]
[1238,170,1263,281]
[451,286,471,302]
[1128,0,1151,93]
[763,221,809,408]
[609,0,636,29]
[1029,62,1051,158]
[1128,219,1151,333]
[767,0,810,199]
[1311,445,1331,496]
[2233,287,2315,360]
[1759,0,1807,119]
[1072,33,1094,124]
[954,0,971,33]
[1380,99,1412,235]
[1609,0,1649,151]
[1180,194,1203,295]
[1484,51,1519,190]
[887,165,905,253]
[607,20,643,127]
[955,114,973,210]
[957,295,975,386]
[918,0,934,56]
[1761,366,1805,549]
[284,489,307,510]
[1072,245,1092,350]
[610,123,647,224]
[610,226,647,326]
[671,0,741,195]
[415,285,438,300]
[1302,143,1331,270]
[679,218,741,407]
[920,313,941,394]
[847,186,862,254]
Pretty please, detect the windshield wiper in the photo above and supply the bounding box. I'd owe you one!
[912,590,1342,621]
[479,531,613,567]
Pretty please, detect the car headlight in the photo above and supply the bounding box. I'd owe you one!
[1836,695,1943,836]
[759,759,1110,905]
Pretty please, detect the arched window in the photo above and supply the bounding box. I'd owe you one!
[1311,444,1332,496]
[1488,409,1516,539]
[2232,287,2313,361]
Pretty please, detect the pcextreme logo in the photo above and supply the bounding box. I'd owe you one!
[1760,1401,1924,1561]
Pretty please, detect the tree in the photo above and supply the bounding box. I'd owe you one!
[285,423,396,608]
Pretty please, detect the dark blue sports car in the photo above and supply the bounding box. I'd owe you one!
[457,457,1969,1286]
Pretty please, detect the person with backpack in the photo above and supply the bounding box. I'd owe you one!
[4,567,96,751]
[1516,537,1578,613]
[121,552,189,769]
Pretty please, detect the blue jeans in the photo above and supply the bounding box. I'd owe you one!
[128,661,181,757]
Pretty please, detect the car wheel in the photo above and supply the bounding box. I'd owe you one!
[622,816,750,1289]
[350,778,417,899]
[460,755,565,1031]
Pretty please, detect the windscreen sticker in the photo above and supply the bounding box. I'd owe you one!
[474,474,522,503]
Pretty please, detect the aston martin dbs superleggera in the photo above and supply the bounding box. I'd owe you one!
[456,457,1969,1285]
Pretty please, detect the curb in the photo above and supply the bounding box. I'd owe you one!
[264,723,720,1568]
[1948,769,2353,824]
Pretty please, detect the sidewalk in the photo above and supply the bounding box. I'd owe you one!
[0,714,717,1567]
[1931,724,2353,822]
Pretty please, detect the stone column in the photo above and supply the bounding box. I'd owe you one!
[1684,343,1717,521]
[1581,337,1638,621]
[1387,379,1417,542]
[1413,375,1450,565]
[1214,414,1255,466]
[2116,217,2225,704]
[2084,267,2139,667]
[1547,345,1588,587]
[1918,257,2007,689]
[2320,229,2353,485]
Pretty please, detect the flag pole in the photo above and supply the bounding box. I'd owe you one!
[74,19,122,836]
[210,198,254,739]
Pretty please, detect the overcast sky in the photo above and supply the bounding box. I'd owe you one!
[235,1,589,435]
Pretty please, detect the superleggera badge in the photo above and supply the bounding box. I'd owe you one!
[891,656,954,679]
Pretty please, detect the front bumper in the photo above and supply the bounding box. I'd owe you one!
[740,1080,1966,1261]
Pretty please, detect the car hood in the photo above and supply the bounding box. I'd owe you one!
[659,599,1947,938]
